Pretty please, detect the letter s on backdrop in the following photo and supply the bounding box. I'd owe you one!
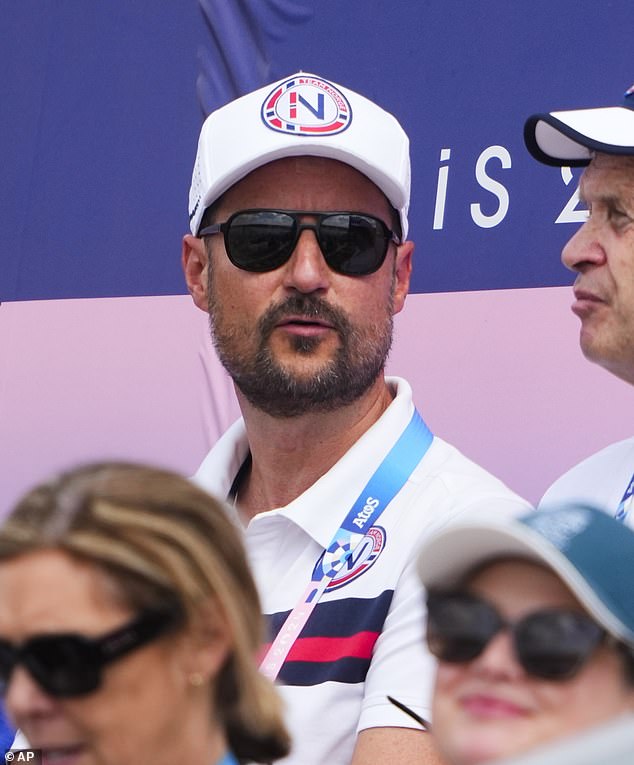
[470,145,512,229]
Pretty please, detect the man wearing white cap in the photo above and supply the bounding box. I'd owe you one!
[524,85,634,526]
[182,72,527,765]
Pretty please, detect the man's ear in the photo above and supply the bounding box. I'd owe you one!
[392,240,413,315]
[182,234,210,312]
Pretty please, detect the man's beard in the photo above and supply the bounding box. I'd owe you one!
[208,289,394,418]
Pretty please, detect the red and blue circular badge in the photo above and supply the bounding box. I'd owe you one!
[261,75,352,136]
[313,526,386,592]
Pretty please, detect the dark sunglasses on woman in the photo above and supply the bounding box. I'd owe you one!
[0,608,182,698]
[426,590,611,681]
[199,208,401,276]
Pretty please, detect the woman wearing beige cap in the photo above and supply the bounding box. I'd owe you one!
[416,506,634,765]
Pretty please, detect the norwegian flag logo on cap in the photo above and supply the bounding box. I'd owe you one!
[261,74,352,136]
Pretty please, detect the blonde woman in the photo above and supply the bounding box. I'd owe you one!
[0,462,290,765]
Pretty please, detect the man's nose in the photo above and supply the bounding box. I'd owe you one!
[561,218,607,273]
[282,226,331,293]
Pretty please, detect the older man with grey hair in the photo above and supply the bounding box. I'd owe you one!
[524,84,634,526]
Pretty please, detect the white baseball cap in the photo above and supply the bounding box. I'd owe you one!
[188,72,411,237]
[524,83,634,167]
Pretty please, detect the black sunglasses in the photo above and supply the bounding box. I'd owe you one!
[0,608,181,698]
[199,209,401,276]
[426,590,606,681]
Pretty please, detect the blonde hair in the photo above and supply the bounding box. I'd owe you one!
[0,462,289,764]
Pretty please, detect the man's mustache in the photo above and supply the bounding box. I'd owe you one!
[258,295,350,338]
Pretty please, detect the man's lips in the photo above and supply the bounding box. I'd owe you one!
[571,288,606,317]
[275,315,336,335]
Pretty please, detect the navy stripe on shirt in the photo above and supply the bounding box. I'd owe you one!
[264,590,394,686]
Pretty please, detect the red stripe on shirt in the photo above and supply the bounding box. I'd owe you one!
[260,630,380,664]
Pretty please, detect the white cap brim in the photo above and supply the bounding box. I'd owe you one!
[524,105,634,166]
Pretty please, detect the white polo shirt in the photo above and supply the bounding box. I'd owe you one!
[194,377,529,765]
[540,436,634,527]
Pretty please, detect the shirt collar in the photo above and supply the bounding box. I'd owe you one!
[193,377,417,548]
[254,376,416,547]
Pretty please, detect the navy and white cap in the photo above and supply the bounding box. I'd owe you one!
[188,72,410,238]
[417,506,634,647]
[524,83,634,167]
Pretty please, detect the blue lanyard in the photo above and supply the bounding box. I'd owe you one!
[315,408,433,581]
[216,752,239,765]
[616,472,634,523]
[261,408,433,679]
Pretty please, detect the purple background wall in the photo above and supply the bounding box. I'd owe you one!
[1,1,633,511]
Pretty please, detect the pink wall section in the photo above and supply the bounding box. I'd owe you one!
[0,296,237,515]
[1,288,632,514]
